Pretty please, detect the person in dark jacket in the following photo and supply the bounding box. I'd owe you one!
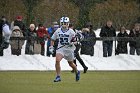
[80,22,96,56]
[25,24,37,55]
[116,26,129,55]
[11,16,26,36]
[99,20,116,57]
[0,16,11,56]
[129,23,140,55]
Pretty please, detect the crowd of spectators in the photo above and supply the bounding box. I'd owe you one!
[0,16,140,57]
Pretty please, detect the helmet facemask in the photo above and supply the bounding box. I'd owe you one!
[60,17,70,30]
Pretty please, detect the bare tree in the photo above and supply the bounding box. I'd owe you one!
[22,0,41,25]
[69,0,106,28]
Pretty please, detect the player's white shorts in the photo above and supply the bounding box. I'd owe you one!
[56,48,75,61]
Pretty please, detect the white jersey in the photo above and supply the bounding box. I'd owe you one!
[51,28,76,50]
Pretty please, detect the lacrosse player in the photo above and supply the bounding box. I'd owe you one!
[49,17,80,82]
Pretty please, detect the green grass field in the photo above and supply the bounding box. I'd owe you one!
[0,71,140,93]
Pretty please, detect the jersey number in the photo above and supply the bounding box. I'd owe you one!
[60,37,69,45]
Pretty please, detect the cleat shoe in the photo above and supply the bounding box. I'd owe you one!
[83,67,88,73]
[54,76,61,82]
[76,71,80,81]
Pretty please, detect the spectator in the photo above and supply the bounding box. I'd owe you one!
[99,20,116,57]
[80,22,96,56]
[115,26,129,55]
[129,23,140,55]
[25,24,37,55]
[36,24,50,55]
[10,26,24,56]
[11,15,26,36]
[0,16,11,56]
[47,21,59,57]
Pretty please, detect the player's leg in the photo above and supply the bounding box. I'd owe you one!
[71,50,77,73]
[71,59,76,73]
[54,53,63,82]
[66,50,80,81]
[68,61,77,73]
[75,52,88,73]
[55,53,63,76]
[68,61,80,81]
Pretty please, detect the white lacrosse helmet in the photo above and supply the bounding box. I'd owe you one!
[60,17,70,26]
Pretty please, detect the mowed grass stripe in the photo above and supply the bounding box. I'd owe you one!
[0,71,140,93]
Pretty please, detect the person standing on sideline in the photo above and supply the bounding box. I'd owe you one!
[69,23,88,73]
[49,17,80,82]
[99,20,116,57]
[0,16,11,56]
[10,26,24,56]
[25,24,37,55]
[129,23,140,55]
[115,26,129,55]
[37,24,50,56]
[80,22,96,56]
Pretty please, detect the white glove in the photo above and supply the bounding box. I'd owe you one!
[49,46,54,54]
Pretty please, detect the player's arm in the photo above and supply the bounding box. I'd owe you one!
[49,39,55,54]
[70,30,79,45]
[50,29,58,46]
[49,30,58,53]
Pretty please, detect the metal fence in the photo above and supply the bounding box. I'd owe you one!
[9,37,140,56]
